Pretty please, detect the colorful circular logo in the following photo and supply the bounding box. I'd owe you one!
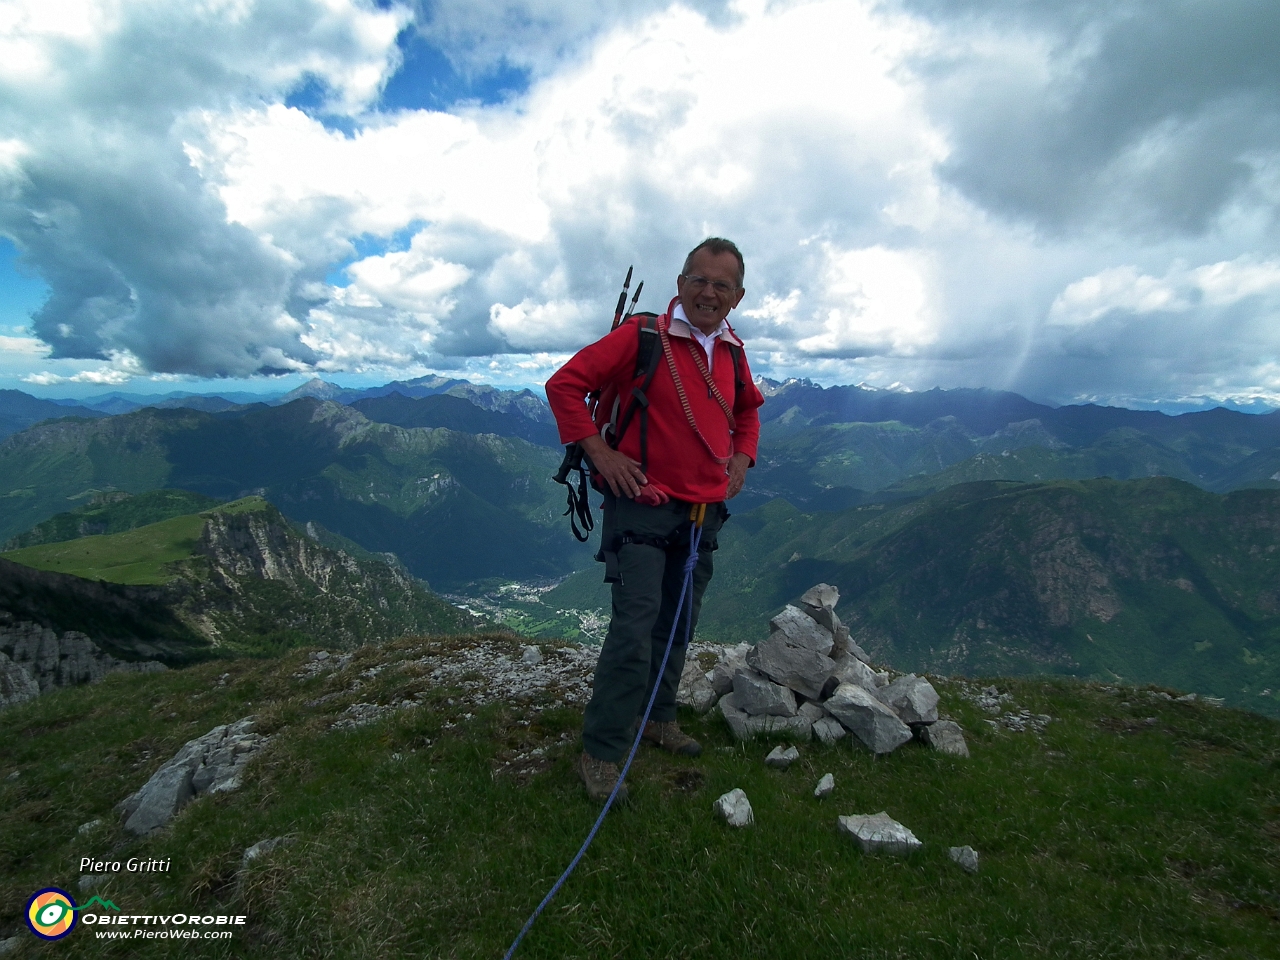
[26,887,78,941]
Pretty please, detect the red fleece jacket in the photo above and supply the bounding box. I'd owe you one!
[546,299,765,504]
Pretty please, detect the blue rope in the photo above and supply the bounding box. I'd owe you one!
[502,517,704,959]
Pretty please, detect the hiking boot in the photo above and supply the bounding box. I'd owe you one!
[642,720,702,757]
[578,751,629,804]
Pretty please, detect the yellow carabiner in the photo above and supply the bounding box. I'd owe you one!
[690,503,707,528]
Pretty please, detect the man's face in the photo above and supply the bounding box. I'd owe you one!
[677,249,745,335]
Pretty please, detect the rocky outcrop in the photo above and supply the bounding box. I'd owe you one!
[0,560,208,663]
[116,717,269,835]
[0,651,40,707]
[197,506,364,592]
[176,501,480,650]
[0,619,166,708]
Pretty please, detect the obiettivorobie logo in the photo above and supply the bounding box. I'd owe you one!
[25,889,120,941]
[25,887,246,942]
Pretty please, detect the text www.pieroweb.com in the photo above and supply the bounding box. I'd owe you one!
[85,913,245,940]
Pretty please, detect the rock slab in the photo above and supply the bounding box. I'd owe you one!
[116,717,268,835]
[824,683,913,754]
[713,788,754,827]
[814,773,835,798]
[812,716,847,745]
[747,631,834,701]
[877,674,940,725]
[718,693,812,741]
[764,745,799,769]
[734,669,798,717]
[921,719,970,757]
[837,812,922,855]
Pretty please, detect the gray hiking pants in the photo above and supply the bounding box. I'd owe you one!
[582,493,729,762]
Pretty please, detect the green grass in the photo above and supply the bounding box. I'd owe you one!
[1,636,1278,957]
[0,513,206,584]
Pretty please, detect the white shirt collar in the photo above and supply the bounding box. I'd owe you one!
[671,302,728,372]
[672,302,728,339]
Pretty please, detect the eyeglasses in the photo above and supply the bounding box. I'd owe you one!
[681,274,739,296]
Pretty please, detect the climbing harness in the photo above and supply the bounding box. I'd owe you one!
[502,503,710,960]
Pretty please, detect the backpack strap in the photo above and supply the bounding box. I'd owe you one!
[609,313,664,472]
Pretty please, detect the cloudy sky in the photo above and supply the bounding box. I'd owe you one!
[1,0,1277,408]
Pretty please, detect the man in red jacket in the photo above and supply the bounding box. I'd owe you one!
[545,238,765,803]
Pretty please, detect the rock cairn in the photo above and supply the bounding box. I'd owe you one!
[682,584,968,758]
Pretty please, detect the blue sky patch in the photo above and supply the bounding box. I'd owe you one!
[378,29,530,112]
[0,238,50,331]
[324,222,426,287]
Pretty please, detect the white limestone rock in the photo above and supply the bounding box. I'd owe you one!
[677,658,719,713]
[116,717,269,835]
[812,717,848,745]
[876,674,940,725]
[949,845,980,873]
[764,745,799,769]
[242,836,294,866]
[797,701,827,721]
[733,669,798,717]
[521,645,543,666]
[824,683,913,754]
[824,653,881,697]
[799,583,840,610]
[814,772,835,798]
[921,720,970,757]
[717,693,812,741]
[713,788,754,827]
[769,605,835,656]
[708,642,751,696]
[747,631,835,701]
[838,811,922,855]
[717,692,753,741]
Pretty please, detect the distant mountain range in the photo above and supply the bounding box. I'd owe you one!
[0,375,558,431]
[0,397,578,589]
[4,374,1280,711]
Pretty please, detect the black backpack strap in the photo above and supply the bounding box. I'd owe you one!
[610,313,664,471]
[727,342,745,398]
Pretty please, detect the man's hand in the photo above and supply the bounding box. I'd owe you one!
[726,452,751,499]
[579,434,649,499]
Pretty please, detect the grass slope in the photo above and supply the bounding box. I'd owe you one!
[1,637,1278,957]
[2,489,222,551]
[1,513,206,585]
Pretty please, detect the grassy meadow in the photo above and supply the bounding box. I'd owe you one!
[0,514,206,585]
[2,634,1278,958]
